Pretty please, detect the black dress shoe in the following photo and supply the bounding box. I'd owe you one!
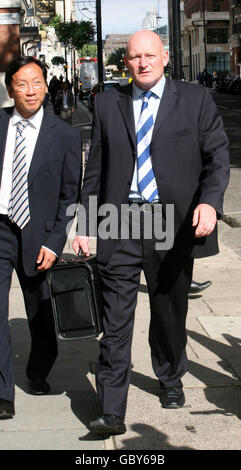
[28,378,51,395]
[189,280,211,294]
[0,398,15,419]
[160,387,185,409]
[90,414,126,435]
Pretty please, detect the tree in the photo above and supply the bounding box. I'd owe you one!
[79,44,97,58]
[107,48,126,70]
[51,56,65,66]
[49,16,95,50]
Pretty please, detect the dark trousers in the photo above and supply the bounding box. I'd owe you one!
[0,219,58,401]
[96,211,193,419]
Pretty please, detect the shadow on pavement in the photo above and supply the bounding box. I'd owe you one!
[10,317,100,429]
[187,329,241,420]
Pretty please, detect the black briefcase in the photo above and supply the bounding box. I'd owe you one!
[47,253,103,340]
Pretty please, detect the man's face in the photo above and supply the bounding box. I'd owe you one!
[124,32,169,91]
[7,63,47,118]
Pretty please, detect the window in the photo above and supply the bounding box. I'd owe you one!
[207,52,230,72]
[207,28,228,44]
[213,0,222,11]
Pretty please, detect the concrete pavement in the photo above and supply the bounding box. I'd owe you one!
[1,93,241,453]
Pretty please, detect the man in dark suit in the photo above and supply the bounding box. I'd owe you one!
[0,56,82,419]
[73,30,230,435]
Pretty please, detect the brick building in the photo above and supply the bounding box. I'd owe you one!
[0,0,21,106]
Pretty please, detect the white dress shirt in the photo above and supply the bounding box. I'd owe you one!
[129,75,166,202]
[0,106,56,257]
[0,106,43,214]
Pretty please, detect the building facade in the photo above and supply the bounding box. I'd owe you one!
[0,1,78,106]
[182,0,231,81]
[103,33,132,63]
[230,0,241,74]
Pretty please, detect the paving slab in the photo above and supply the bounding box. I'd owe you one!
[114,387,241,450]
[198,316,241,339]
[0,429,105,451]
[0,391,97,432]
[187,318,241,359]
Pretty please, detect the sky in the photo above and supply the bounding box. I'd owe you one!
[76,0,168,39]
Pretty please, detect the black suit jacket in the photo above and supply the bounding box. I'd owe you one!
[0,107,82,276]
[80,78,230,260]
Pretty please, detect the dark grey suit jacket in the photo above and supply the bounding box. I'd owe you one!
[0,107,82,276]
[80,78,230,260]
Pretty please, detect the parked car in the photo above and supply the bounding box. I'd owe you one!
[88,80,119,111]
[105,69,113,79]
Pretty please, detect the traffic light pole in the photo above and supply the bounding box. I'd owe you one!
[63,0,68,80]
[96,0,104,83]
[172,0,182,79]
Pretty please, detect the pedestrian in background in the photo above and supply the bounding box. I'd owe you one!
[55,81,74,124]
[48,75,61,105]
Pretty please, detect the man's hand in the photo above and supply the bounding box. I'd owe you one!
[36,247,56,272]
[72,235,90,256]
[192,203,217,238]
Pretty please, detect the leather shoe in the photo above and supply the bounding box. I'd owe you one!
[0,398,15,419]
[189,280,211,294]
[160,387,185,409]
[28,378,51,395]
[90,414,126,435]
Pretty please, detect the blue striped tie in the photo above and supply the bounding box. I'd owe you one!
[8,120,30,229]
[137,91,158,202]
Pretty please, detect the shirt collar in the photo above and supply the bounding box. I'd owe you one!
[132,75,166,100]
[12,106,44,129]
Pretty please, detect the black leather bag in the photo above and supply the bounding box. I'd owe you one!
[47,253,103,340]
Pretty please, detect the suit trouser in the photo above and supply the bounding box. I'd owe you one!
[96,210,194,419]
[60,109,72,124]
[0,218,58,401]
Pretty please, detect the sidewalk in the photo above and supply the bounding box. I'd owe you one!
[1,97,241,452]
[1,222,240,451]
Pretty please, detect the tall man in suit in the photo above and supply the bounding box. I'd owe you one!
[0,56,82,419]
[73,31,230,435]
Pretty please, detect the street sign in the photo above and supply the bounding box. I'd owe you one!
[34,0,55,25]
[0,13,21,24]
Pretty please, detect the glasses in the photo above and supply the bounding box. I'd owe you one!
[13,82,45,92]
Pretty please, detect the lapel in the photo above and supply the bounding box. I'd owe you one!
[28,112,56,187]
[116,79,178,149]
[0,107,14,180]
[117,83,136,151]
[152,78,178,139]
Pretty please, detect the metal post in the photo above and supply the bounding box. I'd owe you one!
[96,0,104,83]
[202,0,207,70]
[63,0,68,80]
[189,34,193,81]
[172,0,182,79]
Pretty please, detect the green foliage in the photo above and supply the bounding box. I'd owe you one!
[107,47,126,70]
[50,16,95,50]
[80,44,97,58]
[51,56,65,66]
[49,15,63,29]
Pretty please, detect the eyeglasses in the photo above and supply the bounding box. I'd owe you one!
[13,82,45,92]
